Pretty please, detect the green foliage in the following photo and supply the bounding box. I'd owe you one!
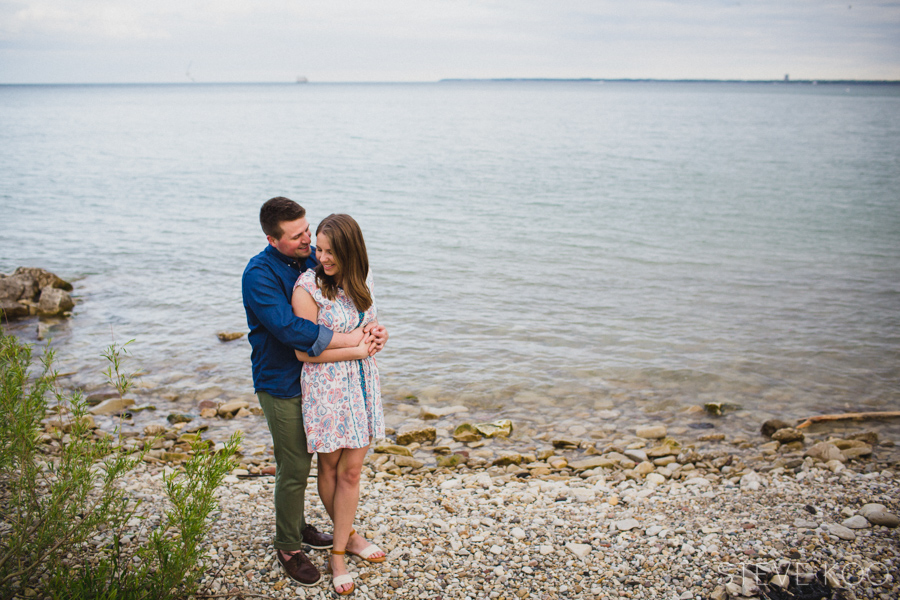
[102,338,138,397]
[0,331,240,599]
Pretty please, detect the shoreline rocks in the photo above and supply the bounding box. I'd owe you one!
[0,267,74,320]
[31,400,900,600]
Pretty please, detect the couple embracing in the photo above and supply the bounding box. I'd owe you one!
[242,197,388,595]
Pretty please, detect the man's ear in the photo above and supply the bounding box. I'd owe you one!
[266,235,277,247]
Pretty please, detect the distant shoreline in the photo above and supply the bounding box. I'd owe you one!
[439,78,900,85]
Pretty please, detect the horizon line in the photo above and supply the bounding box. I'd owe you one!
[2,77,900,86]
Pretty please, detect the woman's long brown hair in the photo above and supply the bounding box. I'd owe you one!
[315,213,372,312]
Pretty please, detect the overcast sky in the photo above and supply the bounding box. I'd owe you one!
[1,0,898,84]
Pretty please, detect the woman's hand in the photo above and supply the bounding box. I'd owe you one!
[353,336,376,360]
[363,321,388,356]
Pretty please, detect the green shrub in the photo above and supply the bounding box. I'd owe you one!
[0,331,240,599]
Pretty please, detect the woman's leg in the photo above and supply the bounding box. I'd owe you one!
[316,451,338,522]
[321,447,369,593]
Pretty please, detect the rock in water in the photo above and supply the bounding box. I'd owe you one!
[760,418,791,437]
[13,267,73,291]
[475,419,513,438]
[89,398,135,415]
[217,331,245,342]
[37,286,74,316]
[396,424,437,445]
[452,423,481,442]
[636,425,667,439]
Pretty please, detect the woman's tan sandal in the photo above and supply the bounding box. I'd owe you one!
[347,529,387,563]
[330,550,355,595]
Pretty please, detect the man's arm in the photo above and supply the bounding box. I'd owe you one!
[290,283,368,353]
[243,264,333,356]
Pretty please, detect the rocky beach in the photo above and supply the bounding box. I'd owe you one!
[43,398,900,600]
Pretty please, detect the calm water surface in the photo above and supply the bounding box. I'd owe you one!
[2,81,899,443]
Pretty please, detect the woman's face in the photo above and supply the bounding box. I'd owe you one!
[316,232,340,279]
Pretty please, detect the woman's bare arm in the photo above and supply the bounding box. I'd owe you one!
[292,285,373,363]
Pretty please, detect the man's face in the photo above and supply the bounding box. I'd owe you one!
[267,217,311,260]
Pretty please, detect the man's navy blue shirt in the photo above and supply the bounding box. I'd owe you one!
[242,245,333,399]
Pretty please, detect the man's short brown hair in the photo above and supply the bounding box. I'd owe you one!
[260,197,306,239]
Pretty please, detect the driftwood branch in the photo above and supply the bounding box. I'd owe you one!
[795,411,900,430]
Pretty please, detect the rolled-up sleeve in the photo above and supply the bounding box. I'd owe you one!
[243,265,332,356]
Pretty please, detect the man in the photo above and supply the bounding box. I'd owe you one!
[242,196,387,586]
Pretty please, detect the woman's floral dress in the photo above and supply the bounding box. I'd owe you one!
[295,269,384,454]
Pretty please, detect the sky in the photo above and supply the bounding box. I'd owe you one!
[1,0,899,84]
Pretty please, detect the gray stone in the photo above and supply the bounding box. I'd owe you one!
[217,400,249,416]
[841,515,871,529]
[551,435,581,449]
[859,503,886,518]
[860,505,899,527]
[0,277,26,301]
[36,286,74,316]
[793,519,818,529]
[569,456,615,471]
[804,441,845,463]
[635,425,667,439]
[568,488,595,503]
[647,438,681,458]
[13,267,73,291]
[216,331,245,342]
[0,300,30,320]
[624,449,649,463]
[825,523,856,541]
[89,397,135,415]
[615,518,640,531]
[761,418,792,437]
[771,427,805,443]
[565,543,591,558]
[683,477,711,487]
[841,445,873,460]
[374,444,413,457]
[393,456,425,469]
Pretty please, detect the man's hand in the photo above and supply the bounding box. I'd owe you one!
[363,321,388,356]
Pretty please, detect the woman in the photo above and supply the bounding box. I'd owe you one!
[292,213,386,596]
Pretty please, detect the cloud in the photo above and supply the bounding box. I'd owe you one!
[0,0,898,82]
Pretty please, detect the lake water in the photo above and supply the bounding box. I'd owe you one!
[2,81,899,444]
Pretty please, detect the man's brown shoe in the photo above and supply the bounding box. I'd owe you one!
[302,524,334,550]
[276,549,321,586]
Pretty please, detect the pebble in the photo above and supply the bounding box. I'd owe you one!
[636,425,667,439]
[825,523,857,541]
[842,515,871,529]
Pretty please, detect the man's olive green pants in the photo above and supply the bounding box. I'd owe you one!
[257,391,313,552]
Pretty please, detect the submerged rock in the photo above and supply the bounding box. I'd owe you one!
[89,397,135,415]
[217,331,245,342]
[761,418,792,437]
[396,423,436,445]
[475,419,513,438]
[37,286,74,316]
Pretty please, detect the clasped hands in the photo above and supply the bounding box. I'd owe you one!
[353,321,388,357]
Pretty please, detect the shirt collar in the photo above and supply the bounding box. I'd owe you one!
[264,244,317,270]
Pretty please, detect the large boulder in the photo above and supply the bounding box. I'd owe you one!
[1,268,73,321]
[0,300,30,319]
[13,267,73,292]
[36,286,74,316]
[0,276,26,301]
